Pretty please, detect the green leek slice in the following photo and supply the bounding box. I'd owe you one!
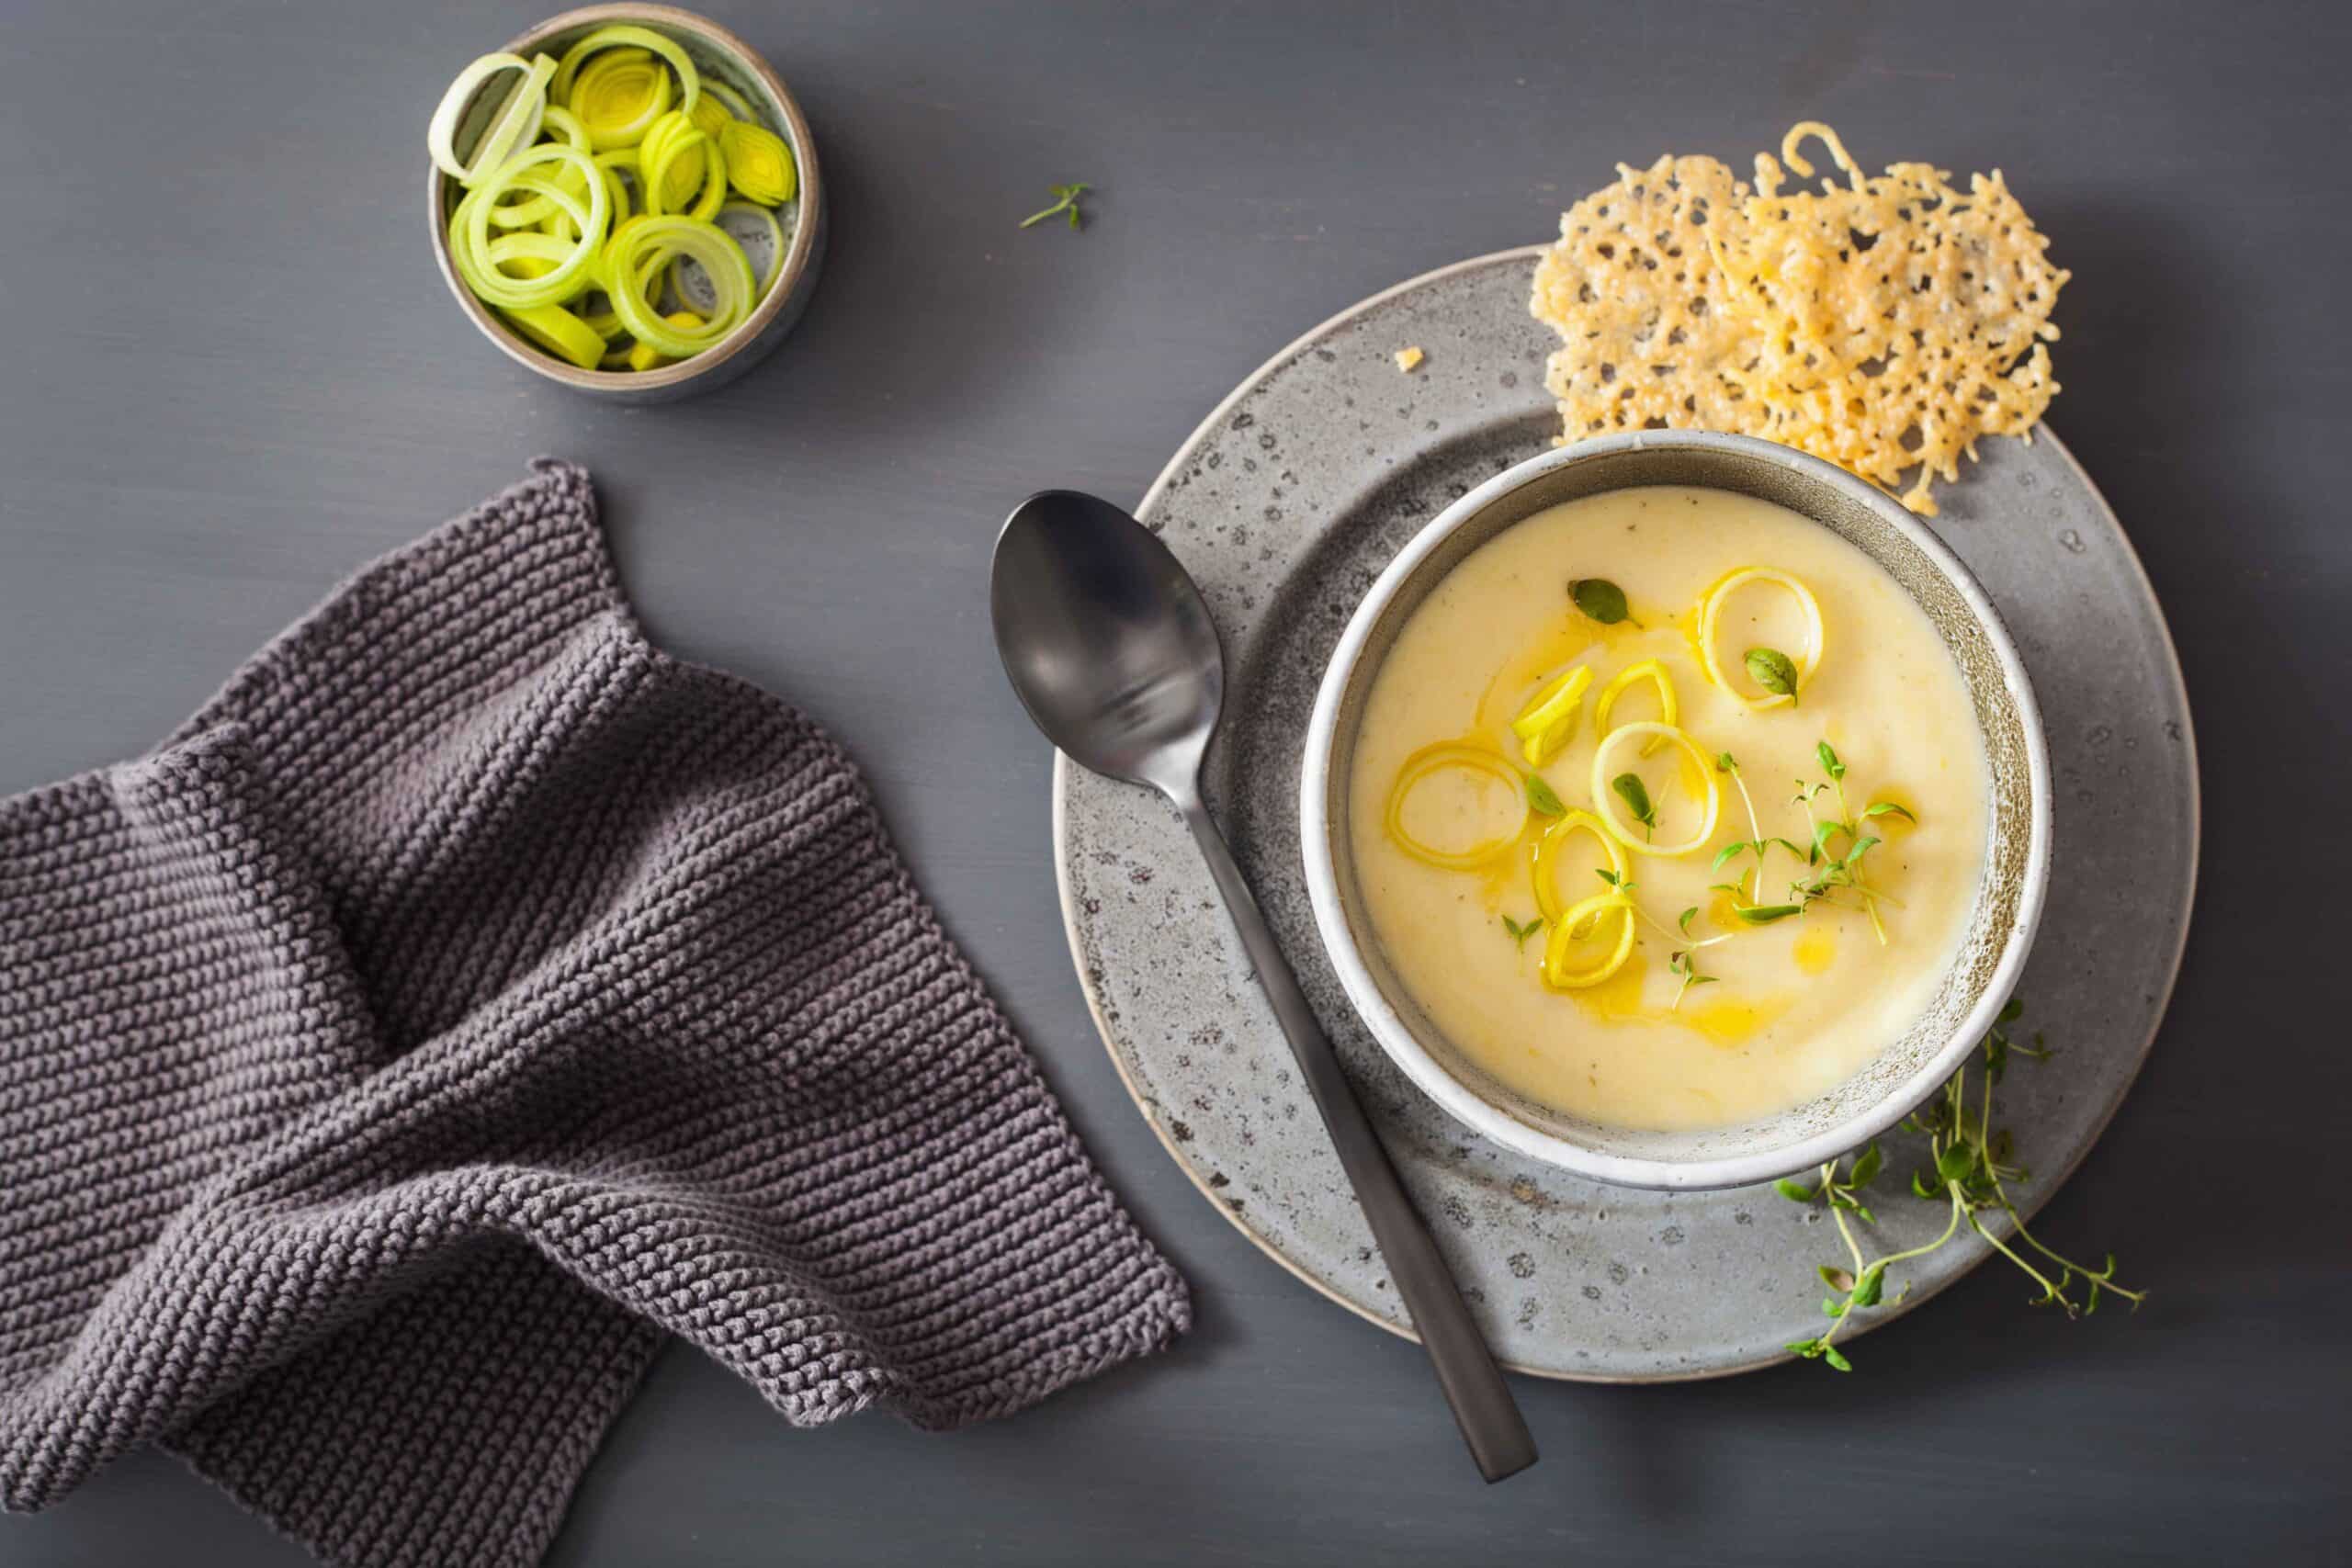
[549,24,701,142]
[1543,892,1635,989]
[1510,664,1591,766]
[1384,742,1530,871]
[1588,721,1721,857]
[428,51,556,186]
[601,216,754,357]
[1530,807,1627,924]
[719,120,797,205]
[1696,567,1826,710]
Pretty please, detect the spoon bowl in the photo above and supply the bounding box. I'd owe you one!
[991,491,1224,794]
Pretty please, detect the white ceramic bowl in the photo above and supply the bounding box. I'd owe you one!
[1299,431,2052,1190]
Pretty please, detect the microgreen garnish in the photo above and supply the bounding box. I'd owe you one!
[1568,577,1638,626]
[1733,902,1804,925]
[1611,772,1657,838]
[1816,740,1846,780]
[1746,646,1800,705]
[1524,773,1566,818]
[1667,947,1717,1009]
[1864,800,1917,822]
[1019,182,1092,231]
[1781,1000,2143,1371]
[1501,914,1544,951]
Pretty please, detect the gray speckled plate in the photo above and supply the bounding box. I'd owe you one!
[1051,247,2199,1381]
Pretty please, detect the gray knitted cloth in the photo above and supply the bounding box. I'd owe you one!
[0,459,1189,1567]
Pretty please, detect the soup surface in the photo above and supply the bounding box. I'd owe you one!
[1345,486,1989,1132]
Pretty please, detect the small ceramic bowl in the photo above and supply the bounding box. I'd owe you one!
[1299,431,2052,1191]
[424,3,825,401]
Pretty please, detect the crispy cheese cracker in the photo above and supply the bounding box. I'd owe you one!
[1531,153,1762,438]
[1532,123,2069,515]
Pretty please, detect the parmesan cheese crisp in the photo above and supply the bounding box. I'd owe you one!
[1532,122,2068,515]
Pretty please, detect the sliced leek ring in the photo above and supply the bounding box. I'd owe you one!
[601,215,754,357]
[720,119,797,205]
[1697,567,1825,710]
[428,51,556,186]
[450,142,609,310]
[674,200,786,311]
[688,94,733,137]
[1593,658,1679,755]
[1531,807,1627,925]
[1384,742,1530,871]
[490,105,594,230]
[569,46,673,151]
[641,109,727,219]
[1543,892,1636,989]
[1509,664,1592,766]
[593,148,642,224]
[1589,720,1722,857]
[498,302,605,370]
[549,24,702,127]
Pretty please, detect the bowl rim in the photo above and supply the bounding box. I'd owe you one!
[423,2,821,392]
[1297,428,2054,1191]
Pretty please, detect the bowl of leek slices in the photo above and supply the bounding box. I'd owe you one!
[424,4,824,400]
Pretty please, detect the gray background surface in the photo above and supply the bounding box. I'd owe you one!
[2,1,2345,1563]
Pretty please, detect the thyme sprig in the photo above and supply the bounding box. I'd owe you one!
[1780,999,2143,1371]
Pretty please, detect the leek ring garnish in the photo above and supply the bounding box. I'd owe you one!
[1531,807,1626,925]
[720,120,797,206]
[428,51,557,186]
[549,24,702,133]
[1543,892,1636,990]
[497,303,605,370]
[625,310,704,371]
[1589,721,1721,856]
[601,216,754,357]
[450,142,609,310]
[1593,658,1678,755]
[688,95,734,138]
[1384,742,1530,871]
[1697,567,1825,709]
[1509,664,1591,767]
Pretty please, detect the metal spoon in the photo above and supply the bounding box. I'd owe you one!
[990,490,1538,1483]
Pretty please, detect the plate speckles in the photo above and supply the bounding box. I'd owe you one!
[1051,248,2198,1381]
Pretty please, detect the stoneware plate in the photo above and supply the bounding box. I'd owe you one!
[1051,247,2199,1380]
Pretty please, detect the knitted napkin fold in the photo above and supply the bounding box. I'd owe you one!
[0,459,1189,1568]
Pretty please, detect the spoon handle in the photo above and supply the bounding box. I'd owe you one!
[1173,789,1538,1483]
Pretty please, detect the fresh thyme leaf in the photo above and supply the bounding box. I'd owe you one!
[1595,868,1623,888]
[1679,906,1698,935]
[1568,577,1634,626]
[1746,647,1800,705]
[1999,998,2025,1024]
[1715,750,1738,772]
[1816,740,1846,780]
[1849,1142,1883,1188]
[1501,914,1543,951]
[1843,835,1880,870]
[1711,840,1752,873]
[1524,773,1566,817]
[1767,837,1812,860]
[1734,902,1804,925]
[1819,1264,1855,1293]
[1018,182,1092,231]
[1775,1179,1815,1203]
[1820,1345,1853,1372]
[1611,772,1657,834]
[1864,800,1917,822]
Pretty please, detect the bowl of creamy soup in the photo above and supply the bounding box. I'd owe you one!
[1299,431,2050,1190]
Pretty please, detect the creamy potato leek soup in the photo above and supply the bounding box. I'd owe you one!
[1346,486,1989,1132]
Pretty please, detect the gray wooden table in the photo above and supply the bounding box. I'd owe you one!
[4,2,2345,1563]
